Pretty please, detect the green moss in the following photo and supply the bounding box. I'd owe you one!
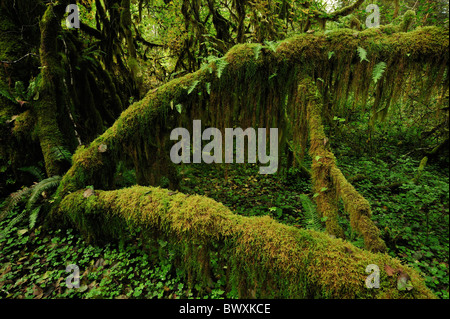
[300,78,387,252]
[58,185,436,299]
[12,110,35,137]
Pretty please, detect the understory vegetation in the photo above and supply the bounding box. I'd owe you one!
[1,110,448,298]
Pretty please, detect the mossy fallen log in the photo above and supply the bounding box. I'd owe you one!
[57,185,436,299]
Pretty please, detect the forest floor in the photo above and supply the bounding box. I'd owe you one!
[0,126,448,299]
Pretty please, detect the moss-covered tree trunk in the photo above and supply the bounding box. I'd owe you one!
[35,2,74,177]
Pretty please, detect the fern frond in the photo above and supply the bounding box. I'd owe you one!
[372,61,387,84]
[215,58,229,79]
[299,194,323,231]
[0,83,17,103]
[187,80,200,95]
[0,210,27,239]
[357,46,369,62]
[51,146,72,163]
[26,175,61,211]
[18,166,45,181]
[29,206,40,229]
[0,187,32,222]
[253,43,264,60]
[263,40,280,53]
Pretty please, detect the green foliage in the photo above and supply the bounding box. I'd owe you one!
[26,175,62,211]
[253,43,264,60]
[263,40,280,53]
[175,103,183,114]
[0,176,62,238]
[357,46,369,62]
[333,118,449,299]
[180,162,304,227]
[28,207,40,229]
[18,166,45,182]
[0,78,40,104]
[1,0,449,300]
[51,147,72,164]
[0,84,16,103]
[187,80,200,95]
[0,222,231,299]
[113,162,136,189]
[299,194,323,231]
[201,55,229,79]
[372,62,387,84]
[215,58,229,79]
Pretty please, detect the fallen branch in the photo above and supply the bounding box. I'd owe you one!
[56,185,435,299]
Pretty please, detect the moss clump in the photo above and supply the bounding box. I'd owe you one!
[12,110,35,138]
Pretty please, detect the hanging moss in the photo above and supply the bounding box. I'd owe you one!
[54,24,448,232]
[299,78,387,252]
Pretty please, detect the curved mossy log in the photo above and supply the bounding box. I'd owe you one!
[57,185,435,299]
[298,79,387,252]
[55,26,449,197]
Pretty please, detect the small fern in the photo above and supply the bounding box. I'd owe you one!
[372,61,387,84]
[28,207,40,229]
[0,187,31,223]
[18,166,45,181]
[0,83,17,103]
[0,210,27,239]
[215,58,229,79]
[299,194,324,231]
[14,81,27,100]
[0,175,62,235]
[253,43,264,60]
[187,80,200,95]
[357,46,369,62]
[51,146,72,163]
[263,40,280,53]
[26,175,62,211]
